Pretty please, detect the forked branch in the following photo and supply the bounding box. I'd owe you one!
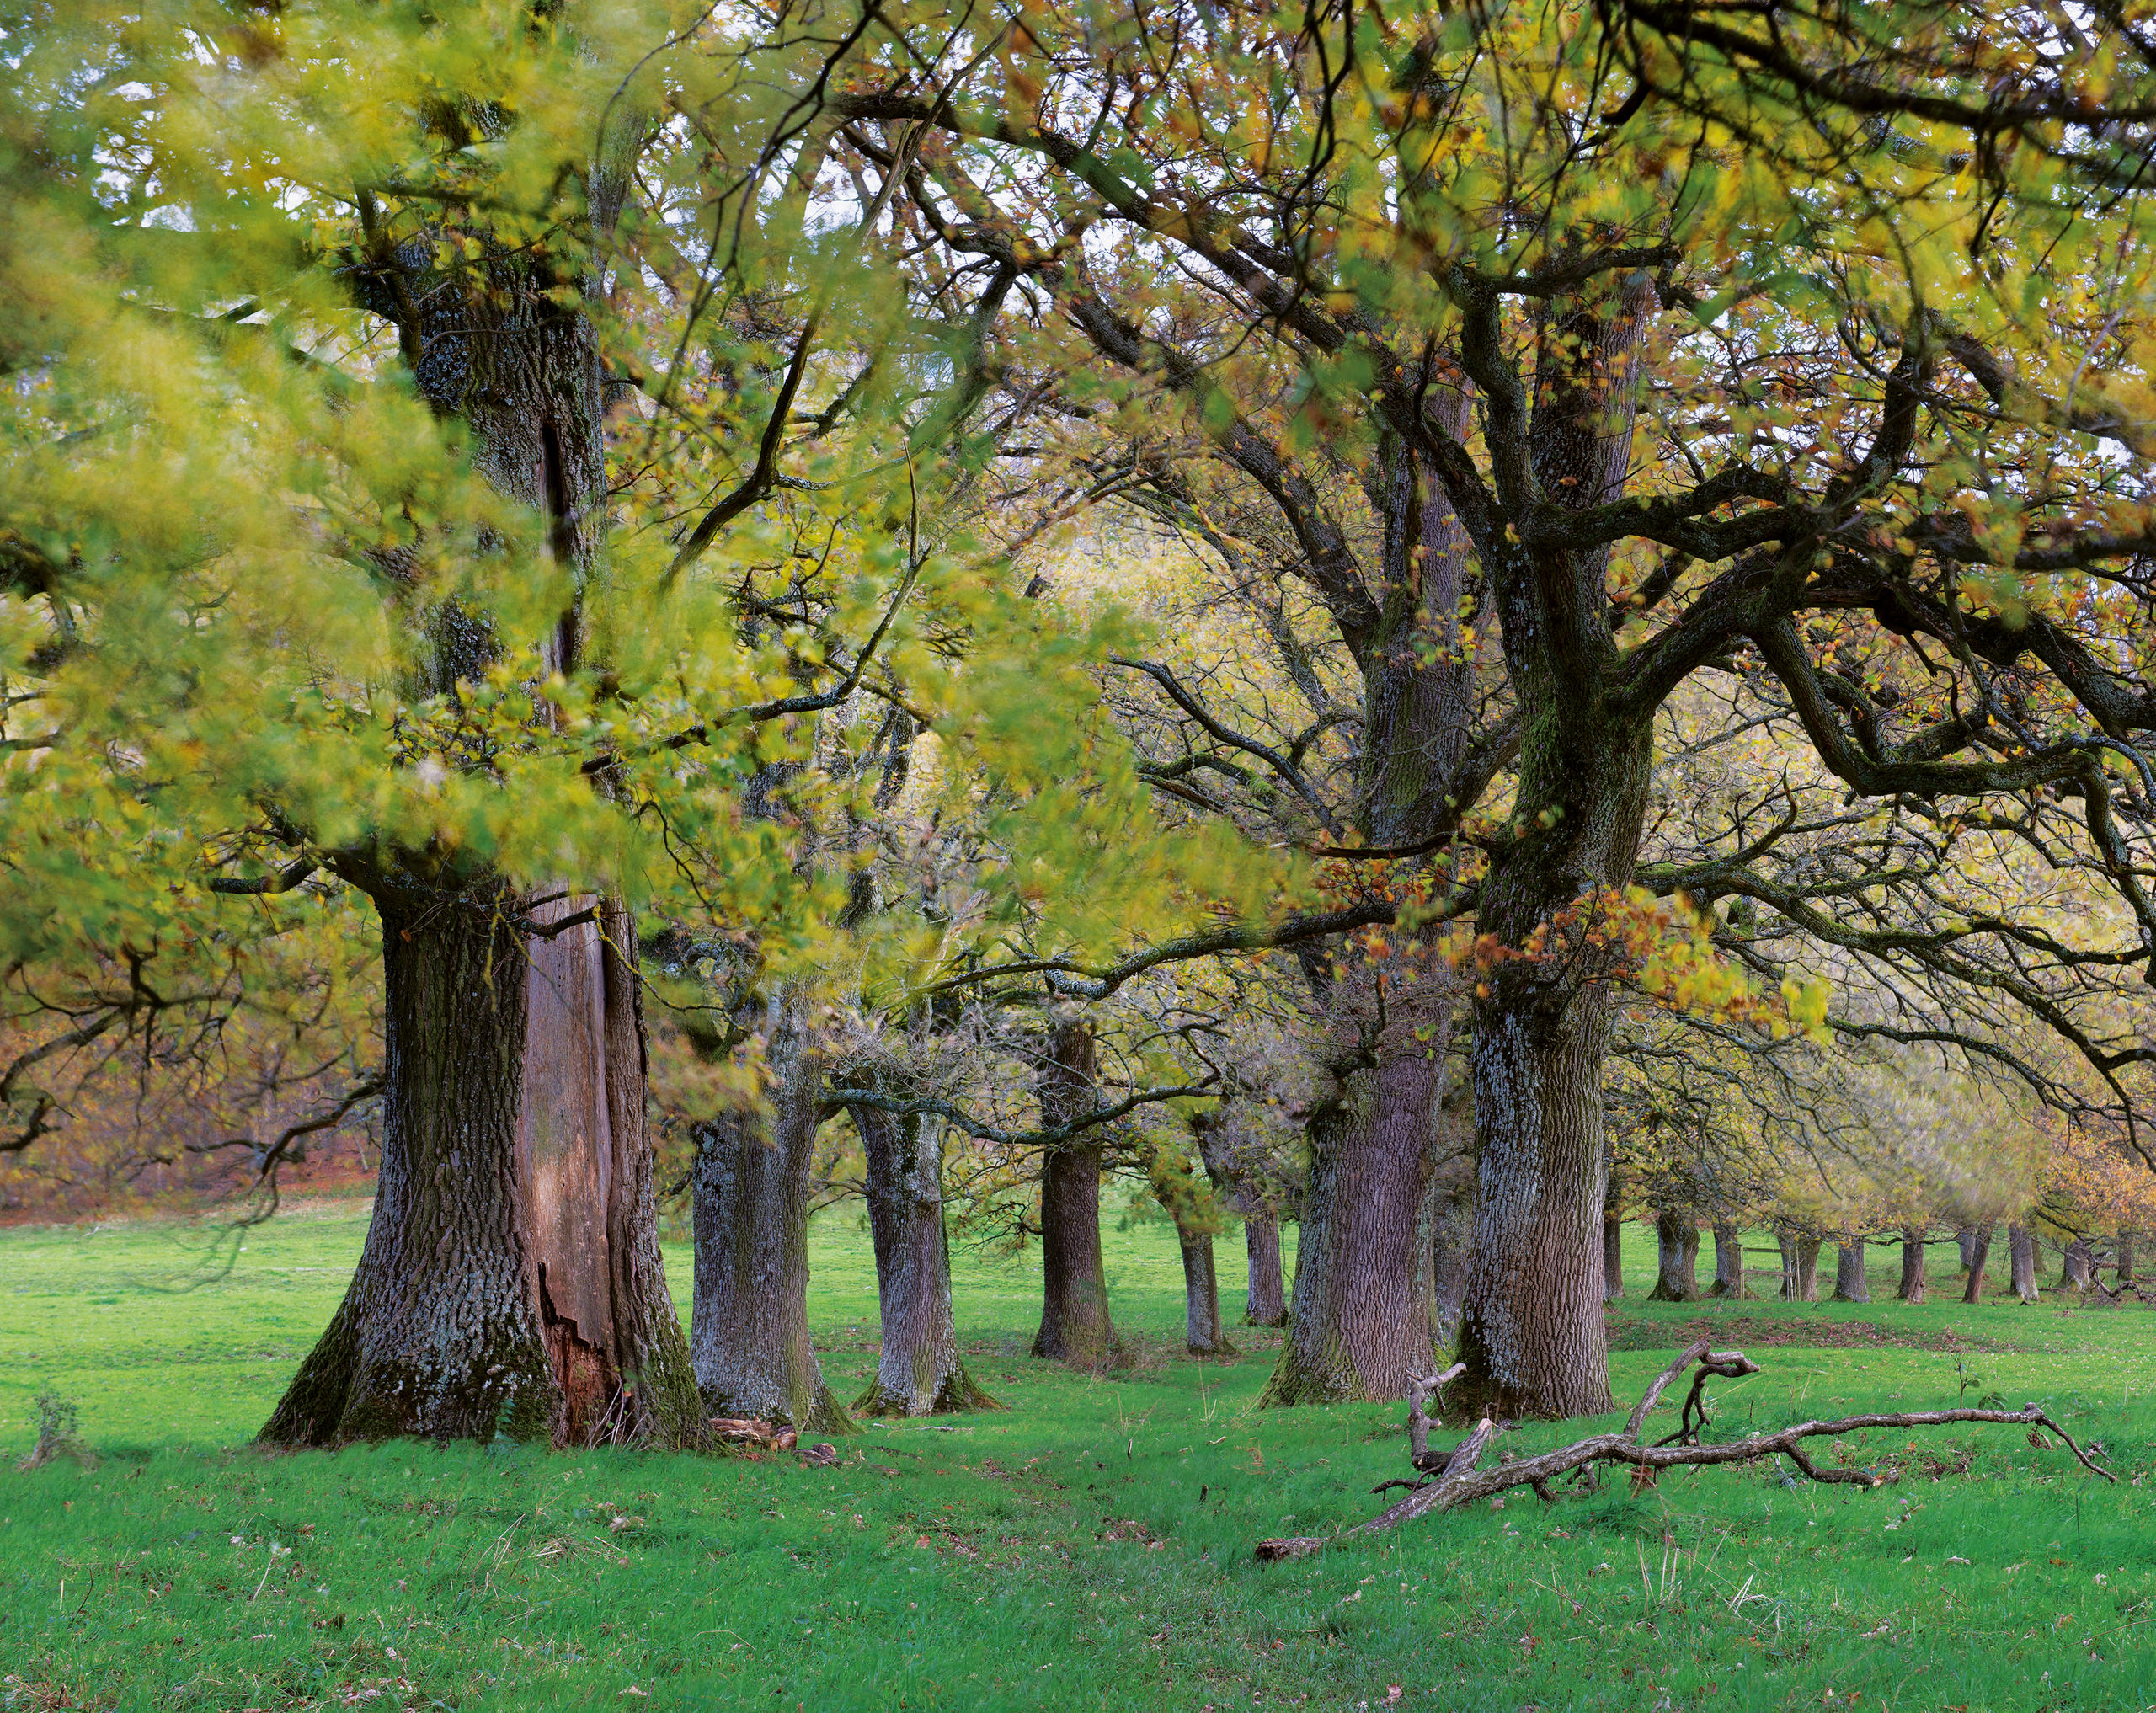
[1256,1341,2111,1561]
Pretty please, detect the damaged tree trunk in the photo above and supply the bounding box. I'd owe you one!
[1032,1018,1118,1368]
[690,994,849,1433]
[852,1103,996,1416]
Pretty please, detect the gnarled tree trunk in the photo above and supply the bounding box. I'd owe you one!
[691,994,848,1432]
[1830,1239,1870,1303]
[2061,1236,2094,1291]
[852,1104,995,1416]
[1710,1224,1745,1298]
[1033,1018,1118,1368]
[1897,1228,1927,1303]
[1646,1211,1700,1301]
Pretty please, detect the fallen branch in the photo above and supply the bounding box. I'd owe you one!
[1256,1340,2111,1561]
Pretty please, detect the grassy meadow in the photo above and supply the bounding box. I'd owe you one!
[3,1198,2153,1712]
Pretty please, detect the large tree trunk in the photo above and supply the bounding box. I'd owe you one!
[1646,1211,1700,1301]
[1784,1235,1822,1302]
[852,1104,995,1416]
[1454,274,1658,1421]
[1178,1230,1233,1356]
[1244,1216,1289,1326]
[1830,1240,1870,1303]
[264,889,558,1444]
[1032,1019,1118,1368]
[2009,1223,2040,1304]
[1897,1228,1927,1303]
[1961,1225,1993,1304]
[690,995,848,1432]
[267,121,698,1448]
[1956,1227,1979,1272]
[1710,1224,1745,1298]
[2061,1237,2095,1291]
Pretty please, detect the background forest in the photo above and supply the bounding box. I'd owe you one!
[5,0,2156,1706]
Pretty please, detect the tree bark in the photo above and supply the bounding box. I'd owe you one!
[1430,1190,1471,1342]
[690,994,848,1432]
[1897,1228,1927,1303]
[263,889,558,1444]
[1603,1209,1626,1301]
[2120,1231,2136,1286]
[2009,1223,2040,1304]
[1789,1235,1822,1302]
[1710,1224,1745,1298]
[1961,1225,1993,1304]
[1830,1239,1870,1302]
[1032,1018,1118,1368]
[1956,1227,1979,1272]
[2061,1237,2095,1290]
[1646,1210,1700,1301]
[1178,1230,1233,1355]
[852,1104,996,1416]
[1244,1216,1289,1326]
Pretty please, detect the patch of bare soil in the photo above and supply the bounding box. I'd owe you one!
[1607,1312,2020,1353]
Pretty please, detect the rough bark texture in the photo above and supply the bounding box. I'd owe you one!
[263,890,558,1445]
[1785,1235,1822,1302]
[690,995,849,1432]
[1178,1231,1234,1355]
[1830,1239,1870,1302]
[2061,1237,2095,1290]
[1244,1216,1289,1326]
[2009,1223,2041,1303]
[1897,1228,1927,1303]
[1646,1211,1701,1301]
[1956,1227,1979,1272]
[1454,275,1658,1421]
[1603,1209,1626,1300]
[1430,1189,1472,1342]
[1710,1224,1745,1298]
[1961,1225,1993,1304]
[852,1105,996,1416]
[1032,1019,1118,1368]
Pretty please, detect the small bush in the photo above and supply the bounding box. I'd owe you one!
[16,1389,97,1471]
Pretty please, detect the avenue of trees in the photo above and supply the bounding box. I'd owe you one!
[6,0,2156,1437]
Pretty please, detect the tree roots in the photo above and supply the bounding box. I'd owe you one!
[1256,1339,2112,1561]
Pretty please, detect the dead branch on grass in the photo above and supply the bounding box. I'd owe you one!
[1257,1340,2112,1561]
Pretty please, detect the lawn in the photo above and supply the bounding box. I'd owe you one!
[3,1200,2152,1712]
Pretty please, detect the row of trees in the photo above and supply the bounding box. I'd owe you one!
[8,0,2156,1436]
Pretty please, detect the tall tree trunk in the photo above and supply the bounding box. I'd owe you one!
[1243,1216,1289,1326]
[267,115,698,1447]
[1897,1228,1927,1304]
[1455,274,1659,1420]
[1646,1211,1700,1301]
[1710,1224,1745,1298]
[1032,1019,1118,1368]
[1830,1240,1870,1303]
[690,994,848,1432]
[1178,1230,1233,1356]
[2061,1237,2095,1290]
[264,888,558,1444]
[2009,1223,2040,1304]
[852,1104,995,1416]
[1603,1207,1626,1300]
[1961,1225,1993,1304]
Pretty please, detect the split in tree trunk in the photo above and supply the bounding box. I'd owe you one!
[1710,1225,1744,1298]
[1254,1340,2116,1558]
[1775,1231,1799,1299]
[1032,1018,1118,1369]
[1897,1229,1927,1304]
[1961,1226,1993,1304]
[851,1104,997,1417]
[1647,1211,1700,1301]
[690,994,849,1433]
[1830,1240,1870,1303]
[2009,1224,2040,1304]
[1244,1216,1289,1326]
[1603,1209,1625,1301]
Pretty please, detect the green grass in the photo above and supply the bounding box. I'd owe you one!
[3,1203,2154,1711]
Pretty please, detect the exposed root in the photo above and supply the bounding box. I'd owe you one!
[1255,1339,2113,1561]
